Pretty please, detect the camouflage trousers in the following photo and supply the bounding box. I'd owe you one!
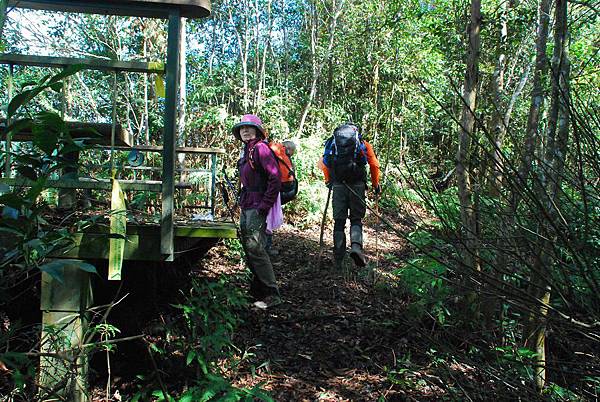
[240,208,279,299]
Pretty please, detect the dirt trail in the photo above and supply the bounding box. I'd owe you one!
[202,210,443,401]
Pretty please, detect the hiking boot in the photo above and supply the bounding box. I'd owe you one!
[333,230,346,264]
[253,295,283,310]
[349,243,367,267]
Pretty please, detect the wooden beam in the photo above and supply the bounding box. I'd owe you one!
[175,224,237,239]
[161,11,181,259]
[59,233,162,261]
[103,144,226,154]
[7,0,210,19]
[1,119,133,147]
[54,223,237,261]
[0,177,165,192]
[0,222,237,261]
[0,53,165,74]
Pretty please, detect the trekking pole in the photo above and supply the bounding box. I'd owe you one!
[372,191,380,285]
[317,185,333,268]
[218,173,251,271]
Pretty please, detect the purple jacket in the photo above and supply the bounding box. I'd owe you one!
[238,138,281,214]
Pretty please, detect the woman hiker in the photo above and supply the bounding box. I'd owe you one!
[233,114,283,309]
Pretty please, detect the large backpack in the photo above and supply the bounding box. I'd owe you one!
[324,124,367,183]
[247,141,299,205]
[269,142,299,204]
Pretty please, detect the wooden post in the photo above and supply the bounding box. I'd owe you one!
[4,63,12,177]
[39,264,93,402]
[210,153,217,216]
[160,9,181,260]
[58,71,79,209]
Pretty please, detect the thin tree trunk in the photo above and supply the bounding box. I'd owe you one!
[490,0,509,196]
[229,2,251,111]
[456,0,481,277]
[297,0,344,136]
[253,0,260,108]
[0,0,8,41]
[177,18,188,181]
[526,0,570,392]
[281,0,289,97]
[371,61,380,146]
[514,0,552,211]
[143,30,150,144]
[507,0,551,343]
[208,17,218,78]
[256,0,273,111]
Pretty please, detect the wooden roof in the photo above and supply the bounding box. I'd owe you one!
[8,0,211,19]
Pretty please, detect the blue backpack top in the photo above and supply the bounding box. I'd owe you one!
[323,124,367,183]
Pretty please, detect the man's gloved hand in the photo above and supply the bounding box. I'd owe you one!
[374,185,382,196]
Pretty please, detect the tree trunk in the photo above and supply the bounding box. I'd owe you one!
[177,18,188,181]
[525,0,570,392]
[256,0,273,111]
[143,29,150,144]
[514,0,552,210]
[228,1,251,111]
[297,0,344,136]
[0,0,8,42]
[456,0,481,278]
[253,0,260,108]
[490,0,508,196]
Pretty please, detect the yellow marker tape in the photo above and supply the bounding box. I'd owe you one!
[155,74,166,98]
[148,61,164,71]
[108,178,126,281]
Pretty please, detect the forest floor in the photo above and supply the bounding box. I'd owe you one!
[194,204,475,401]
[86,202,492,401]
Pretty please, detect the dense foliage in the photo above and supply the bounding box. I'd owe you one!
[0,0,598,400]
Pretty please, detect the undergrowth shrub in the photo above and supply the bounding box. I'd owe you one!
[134,276,272,402]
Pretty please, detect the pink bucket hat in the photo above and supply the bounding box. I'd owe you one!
[232,114,266,140]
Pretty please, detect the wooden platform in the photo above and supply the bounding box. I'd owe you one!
[52,221,237,261]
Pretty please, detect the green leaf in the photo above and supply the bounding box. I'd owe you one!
[47,64,86,85]
[186,350,196,366]
[0,193,24,209]
[60,141,86,155]
[68,260,98,274]
[178,390,195,402]
[25,177,48,203]
[0,226,24,236]
[2,118,33,140]
[152,390,172,401]
[39,260,66,284]
[16,165,38,181]
[32,124,59,156]
[49,82,63,92]
[7,88,44,118]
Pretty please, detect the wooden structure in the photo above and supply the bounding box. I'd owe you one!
[1,0,232,261]
[0,2,238,401]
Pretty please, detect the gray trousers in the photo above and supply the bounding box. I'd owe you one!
[240,208,278,298]
[332,182,366,261]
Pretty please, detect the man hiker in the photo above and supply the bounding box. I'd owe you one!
[233,114,282,308]
[318,123,381,269]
